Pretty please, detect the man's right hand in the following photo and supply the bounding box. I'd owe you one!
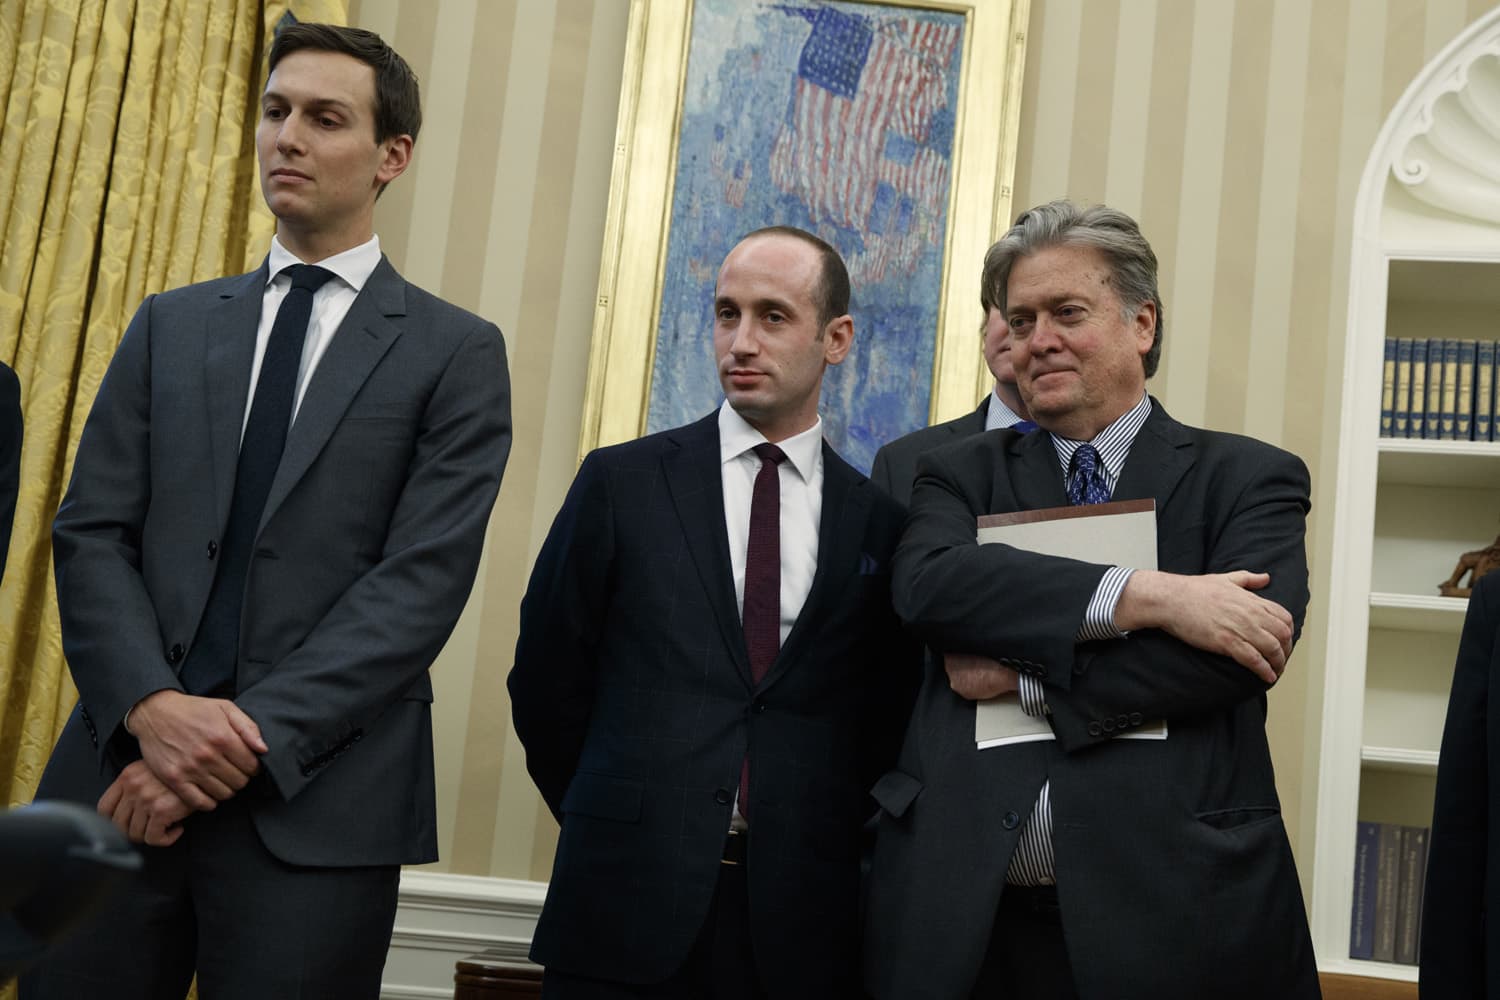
[1115,569,1294,685]
[129,690,269,810]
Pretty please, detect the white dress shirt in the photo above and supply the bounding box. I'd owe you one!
[243,234,382,437]
[983,389,1028,431]
[718,402,824,647]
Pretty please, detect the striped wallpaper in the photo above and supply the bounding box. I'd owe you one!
[345,0,1500,891]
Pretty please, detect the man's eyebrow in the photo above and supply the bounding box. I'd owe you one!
[261,91,358,115]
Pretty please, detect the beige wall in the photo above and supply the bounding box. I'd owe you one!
[347,0,1500,886]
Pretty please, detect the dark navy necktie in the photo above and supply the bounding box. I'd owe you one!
[180,264,335,696]
[1067,443,1111,506]
[738,442,785,819]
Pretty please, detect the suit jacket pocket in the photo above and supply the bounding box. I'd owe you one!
[561,771,644,823]
[870,770,923,819]
[1195,805,1281,830]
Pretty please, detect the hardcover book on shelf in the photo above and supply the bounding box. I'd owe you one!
[1479,340,1497,442]
[1394,825,1428,965]
[1393,337,1413,438]
[1380,338,1396,437]
[1408,338,1428,438]
[1439,337,1460,440]
[1349,821,1379,960]
[1372,822,1401,962]
[1457,340,1477,441]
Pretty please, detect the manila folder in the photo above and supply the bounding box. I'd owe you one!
[973,499,1165,749]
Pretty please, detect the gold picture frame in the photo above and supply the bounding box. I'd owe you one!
[579,0,1030,461]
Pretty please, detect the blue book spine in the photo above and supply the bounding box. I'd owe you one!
[1393,338,1413,438]
[1408,339,1428,438]
[1439,338,1460,440]
[1480,340,1497,442]
[1457,340,1477,441]
[1350,821,1379,959]
[1380,339,1396,437]
[1425,338,1445,440]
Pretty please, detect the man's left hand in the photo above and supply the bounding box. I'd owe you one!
[97,760,193,847]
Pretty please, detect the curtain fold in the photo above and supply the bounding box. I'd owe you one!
[0,0,345,813]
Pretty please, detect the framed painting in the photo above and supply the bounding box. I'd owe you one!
[580,0,1030,473]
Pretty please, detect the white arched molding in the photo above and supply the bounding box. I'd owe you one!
[1390,22,1500,223]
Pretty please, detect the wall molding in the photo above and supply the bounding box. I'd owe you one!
[382,871,546,999]
[1390,23,1500,223]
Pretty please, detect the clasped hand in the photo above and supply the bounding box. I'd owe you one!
[96,690,267,844]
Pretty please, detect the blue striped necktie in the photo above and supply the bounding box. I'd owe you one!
[1067,444,1111,506]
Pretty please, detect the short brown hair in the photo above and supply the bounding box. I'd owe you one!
[269,22,422,144]
[738,225,851,330]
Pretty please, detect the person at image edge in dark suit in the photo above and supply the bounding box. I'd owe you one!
[862,200,1321,999]
[510,226,919,1000]
[869,272,1034,506]
[0,361,18,585]
[23,24,511,1000]
[1420,569,1500,998]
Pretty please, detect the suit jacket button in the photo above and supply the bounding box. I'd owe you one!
[207,540,218,559]
[1102,718,1115,733]
[1002,810,1020,830]
[714,788,732,805]
[166,644,185,664]
[1087,722,1102,737]
[1117,714,1131,729]
[754,700,767,714]
[1129,712,1142,726]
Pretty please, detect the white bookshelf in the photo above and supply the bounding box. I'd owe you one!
[1309,9,1500,981]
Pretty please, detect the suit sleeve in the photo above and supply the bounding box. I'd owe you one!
[895,441,1310,752]
[507,453,614,820]
[0,362,21,585]
[1041,446,1310,748]
[1419,571,1497,996]
[235,320,511,800]
[869,444,896,499]
[53,297,186,757]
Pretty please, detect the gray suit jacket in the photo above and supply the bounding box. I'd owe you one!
[864,400,1319,999]
[45,257,511,866]
[869,399,988,506]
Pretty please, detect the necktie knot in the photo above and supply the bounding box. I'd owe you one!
[752,442,786,467]
[1068,444,1110,506]
[284,264,336,293]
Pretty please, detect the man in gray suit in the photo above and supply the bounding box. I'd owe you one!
[869,279,1034,506]
[24,23,510,1000]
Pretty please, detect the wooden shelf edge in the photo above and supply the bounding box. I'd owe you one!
[1361,746,1439,773]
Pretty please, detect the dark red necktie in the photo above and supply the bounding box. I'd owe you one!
[738,442,785,819]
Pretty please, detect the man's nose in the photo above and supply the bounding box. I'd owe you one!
[729,321,759,355]
[275,116,306,154]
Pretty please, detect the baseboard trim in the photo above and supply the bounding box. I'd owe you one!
[382,871,546,998]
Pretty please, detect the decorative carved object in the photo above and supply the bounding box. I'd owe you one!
[1390,28,1500,223]
[1440,533,1500,597]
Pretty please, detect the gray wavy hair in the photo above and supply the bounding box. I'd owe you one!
[981,200,1164,377]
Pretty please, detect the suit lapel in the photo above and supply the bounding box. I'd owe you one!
[259,256,405,530]
[766,442,868,689]
[662,414,754,685]
[204,266,269,529]
[1004,427,1070,512]
[1111,400,1194,508]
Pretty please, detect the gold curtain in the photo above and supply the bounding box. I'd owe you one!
[0,0,346,844]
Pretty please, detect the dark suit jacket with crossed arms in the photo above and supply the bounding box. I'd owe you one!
[863,400,1320,1000]
[509,411,918,998]
[44,257,511,866]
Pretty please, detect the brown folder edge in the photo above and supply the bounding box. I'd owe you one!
[977,498,1157,529]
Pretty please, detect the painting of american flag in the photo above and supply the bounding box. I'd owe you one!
[645,0,965,473]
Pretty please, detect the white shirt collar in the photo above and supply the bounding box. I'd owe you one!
[717,402,823,483]
[985,388,1026,430]
[266,233,382,293]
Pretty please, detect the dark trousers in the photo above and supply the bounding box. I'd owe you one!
[19,783,399,1000]
[970,885,1081,1000]
[542,852,764,1000]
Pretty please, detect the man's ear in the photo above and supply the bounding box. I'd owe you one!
[823,314,854,366]
[375,134,414,188]
[1132,301,1157,355]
